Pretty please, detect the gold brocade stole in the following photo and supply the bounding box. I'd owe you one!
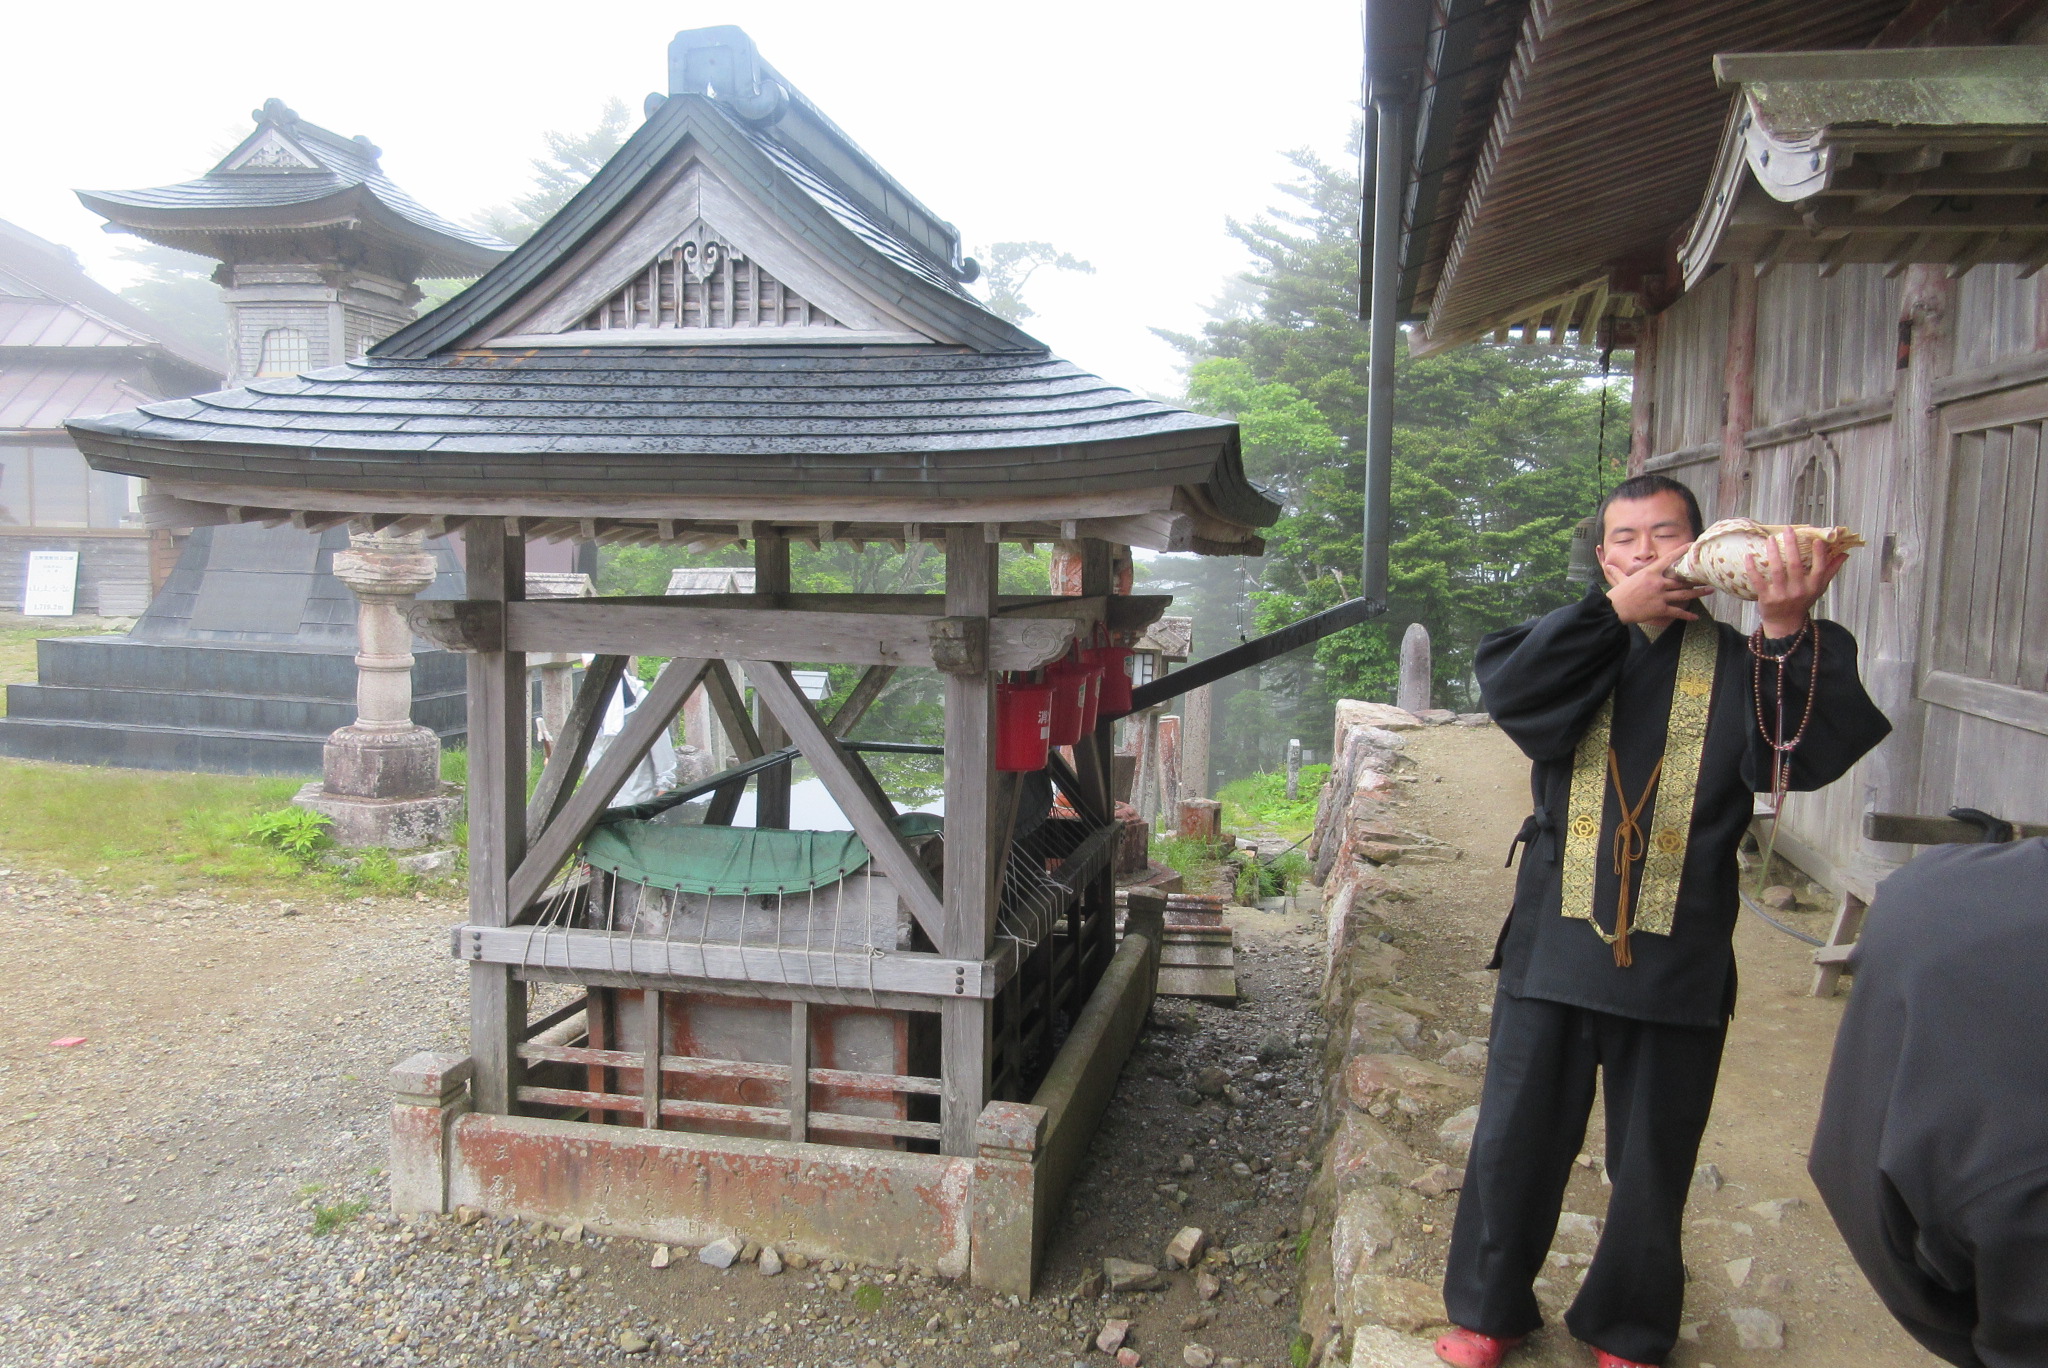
[1560,617,1719,947]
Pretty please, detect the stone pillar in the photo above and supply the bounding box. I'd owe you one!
[1180,684,1211,801]
[970,1100,1048,1296]
[295,529,459,850]
[1397,622,1432,714]
[1286,737,1303,801]
[388,1051,472,1216]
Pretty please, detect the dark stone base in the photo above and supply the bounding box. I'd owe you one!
[0,636,465,776]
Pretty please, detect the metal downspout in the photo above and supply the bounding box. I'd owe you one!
[1363,93,1406,611]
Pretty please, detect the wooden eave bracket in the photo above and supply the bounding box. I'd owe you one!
[929,616,988,676]
[404,599,503,652]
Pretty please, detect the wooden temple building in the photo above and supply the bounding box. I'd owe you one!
[0,218,219,613]
[68,26,1277,1289]
[1366,1,2048,973]
[0,102,513,775]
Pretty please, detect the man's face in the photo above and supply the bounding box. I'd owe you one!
[1597,490,1695,589]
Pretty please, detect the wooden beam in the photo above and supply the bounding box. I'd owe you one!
[639,990,663,1129]
[827,664,896,736]
[466,519,528,1116]
[701,661,763,827]
[741,659,947,946]
[493,600,1075,670]
[941,526,998,1154]
[505,656,712,917]
[524,655,628,846]
[755,533,793,830]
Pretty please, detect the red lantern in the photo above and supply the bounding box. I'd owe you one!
[996,678,1054,772]
[1045,650,1092,746]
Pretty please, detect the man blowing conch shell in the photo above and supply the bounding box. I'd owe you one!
[1433,474,1891,1368]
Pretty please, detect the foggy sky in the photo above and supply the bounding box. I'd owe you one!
[7,1,1361,396]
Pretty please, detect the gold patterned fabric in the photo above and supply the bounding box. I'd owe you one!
[1560,618,1719,945]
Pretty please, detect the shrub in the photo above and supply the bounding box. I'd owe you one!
[245,807,332,861]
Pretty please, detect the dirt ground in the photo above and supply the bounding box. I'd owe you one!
[0,725,1941,1368]
[0,839,1327,1367]
[1371,725,1934,1368]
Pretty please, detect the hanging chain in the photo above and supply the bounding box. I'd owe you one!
[1748,617,1818,818]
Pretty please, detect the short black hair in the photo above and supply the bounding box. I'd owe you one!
[1595,474,1704,543]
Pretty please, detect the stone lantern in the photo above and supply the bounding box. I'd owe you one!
[294,529,459,851]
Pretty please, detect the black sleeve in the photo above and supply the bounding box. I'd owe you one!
[1953,1170,2048,1368]
[1475,587,1629,762]
[1741,618,1892,793]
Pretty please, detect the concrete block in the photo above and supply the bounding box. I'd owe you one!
[388,1051,472,1217]
[445,1112,973,1277]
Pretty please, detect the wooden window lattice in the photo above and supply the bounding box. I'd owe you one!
[579,240,839,332]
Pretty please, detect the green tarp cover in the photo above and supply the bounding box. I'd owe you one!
[583,813,943,896]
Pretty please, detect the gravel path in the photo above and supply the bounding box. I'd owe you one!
[0,857,1329,1368]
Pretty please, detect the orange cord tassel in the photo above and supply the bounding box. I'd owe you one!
[1606,750,1663,968]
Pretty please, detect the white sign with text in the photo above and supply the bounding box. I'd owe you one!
[22,550,79,617]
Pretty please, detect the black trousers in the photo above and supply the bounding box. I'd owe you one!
[1443,990,1727,1365]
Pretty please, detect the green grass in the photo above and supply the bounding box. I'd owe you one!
[1236,847,1313,904]
[1152,833,1226,890]
[0,757,460,898]
[0,623,107,717]
[1218,764,1330,839]
[310,1198,370,1235]
[851,1283,886,1313]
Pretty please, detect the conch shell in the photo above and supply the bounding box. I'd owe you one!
[1671,519,1867,601]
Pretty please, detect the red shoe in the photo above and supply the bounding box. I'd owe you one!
[1590,1351,1658,1368]
[1433,1327,1526,1368]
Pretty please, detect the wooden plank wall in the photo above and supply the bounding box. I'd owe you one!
[1646,269,1732,458]
[1752,267,1900,427]
[1956,264,2039,375]
[1644,260,2048,891]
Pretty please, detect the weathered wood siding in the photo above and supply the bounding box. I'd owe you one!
[1645,269,1730,460]
[1752,266,1899,427]
[1955,265,2041,375]
[1641,260,2047,894]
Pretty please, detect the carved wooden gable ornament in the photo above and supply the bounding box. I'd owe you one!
[483,155,910,346]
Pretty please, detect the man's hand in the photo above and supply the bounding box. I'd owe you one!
[1748,528,1848,639]
[1608,543,1713,626]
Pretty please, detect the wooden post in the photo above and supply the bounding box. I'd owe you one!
[466,520,527,1116]
[1864,265,1958,864]
[1629,311,1661,475]
[1078,540,1119,998]
[941,525,998,1156]
[754,532,793,828]
[788,1001,810,1142]
[639,989,663,1128]
[1718,267,1760,518]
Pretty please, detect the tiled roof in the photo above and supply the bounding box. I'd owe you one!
[78,104,508,277]
[70,347,1272,524]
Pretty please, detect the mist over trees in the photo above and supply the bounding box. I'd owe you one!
[1149,129,1629,785]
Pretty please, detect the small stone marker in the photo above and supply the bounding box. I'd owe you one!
[1096,1320,1131,1353]
[1285,738,1302,801]
[698,1235,743,1269]
[1398,623,1432,714]
[1164,1227,1207,1270]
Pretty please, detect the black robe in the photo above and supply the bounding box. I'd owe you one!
[1476,587,1891,1028]
[1808,838,2048,1368]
